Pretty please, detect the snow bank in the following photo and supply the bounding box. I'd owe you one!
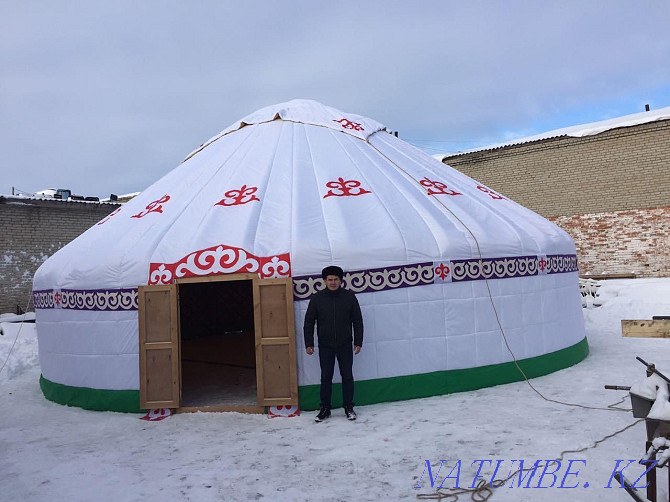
[583,278,670,337]
[0,321,39,380]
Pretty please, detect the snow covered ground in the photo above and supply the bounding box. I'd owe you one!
[2,278,670,501]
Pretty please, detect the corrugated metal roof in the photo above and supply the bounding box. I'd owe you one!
[435,106,670,161]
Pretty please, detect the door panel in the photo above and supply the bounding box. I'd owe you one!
[253,278,298,405]
[138,285,180,409]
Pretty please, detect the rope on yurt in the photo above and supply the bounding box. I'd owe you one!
[366,137,632,414]
[416,417,644,500]
[0,290,34,379]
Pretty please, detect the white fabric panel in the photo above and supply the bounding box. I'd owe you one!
[475,330,505,367]
[375,340,414,378]
[411,336,448,374]
[36,309,138,390]
[293,272,585,387]
[39,350,139,390]
[447,334,477,370]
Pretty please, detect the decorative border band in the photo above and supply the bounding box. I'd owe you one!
[34,253,578,309]
[33,288,139,311]
[546,254,579,274]
[292,254,578,300]
[293,263,435,300]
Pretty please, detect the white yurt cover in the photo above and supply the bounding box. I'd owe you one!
[33,99,587,412]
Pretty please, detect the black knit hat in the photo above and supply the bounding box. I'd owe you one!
[321,265,344,280]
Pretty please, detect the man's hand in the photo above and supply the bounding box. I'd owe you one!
[354,345,361,355]
[306,347,314,355]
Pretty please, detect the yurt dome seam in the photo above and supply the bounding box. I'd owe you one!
[353,136,447,261]
[367,136,483,258]
[372,134,548,257]
[302,126,336,266]
[376,136,482,258]
[331,130,412,264]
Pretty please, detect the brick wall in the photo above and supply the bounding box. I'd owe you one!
[549,206,670,278]
[0,197,119,313]
[442,119,670,277]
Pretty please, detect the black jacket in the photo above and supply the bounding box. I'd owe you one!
[303,287,364,348]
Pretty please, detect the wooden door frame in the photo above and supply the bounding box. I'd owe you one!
[139,273,298,413]
[175,273,264,413]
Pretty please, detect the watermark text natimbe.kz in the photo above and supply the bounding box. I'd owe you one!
[414,459,655,490]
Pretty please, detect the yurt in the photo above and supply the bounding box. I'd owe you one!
[33,99,587,413]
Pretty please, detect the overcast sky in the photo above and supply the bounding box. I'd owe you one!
[2,1,669,198]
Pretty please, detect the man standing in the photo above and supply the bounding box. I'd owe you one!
[304,265,363,422]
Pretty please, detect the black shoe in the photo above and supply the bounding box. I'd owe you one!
[344,405,357,421]
[315,407,331,422]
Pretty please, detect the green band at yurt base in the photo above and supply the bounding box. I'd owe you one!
[298,337,589,410]
[40,375,142,413]
[39,337,588,413]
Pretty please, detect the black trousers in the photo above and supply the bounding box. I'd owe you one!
[318,344,354,408]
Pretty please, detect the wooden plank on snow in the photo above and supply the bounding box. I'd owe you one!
[622,320,670,338]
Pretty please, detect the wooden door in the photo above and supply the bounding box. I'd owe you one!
[138,284,180,409]
[253,278,299,406]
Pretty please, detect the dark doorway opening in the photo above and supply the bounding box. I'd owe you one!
[178,279,256,406]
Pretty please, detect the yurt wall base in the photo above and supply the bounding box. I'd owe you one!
[39,337,587,413]
[40,375,142,413]
[298,337,588,411]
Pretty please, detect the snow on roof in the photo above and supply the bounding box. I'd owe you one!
[100,192,141,203]
[0,194,119,205]
[435,105,670,161]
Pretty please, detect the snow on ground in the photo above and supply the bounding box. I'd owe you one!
[2,278,670,501]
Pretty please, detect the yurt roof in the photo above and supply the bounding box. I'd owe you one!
[34,99,575,292]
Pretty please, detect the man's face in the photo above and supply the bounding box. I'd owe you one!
[325,275,342,291]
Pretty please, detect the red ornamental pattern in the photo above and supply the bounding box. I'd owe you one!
[538,256,548,273]
[477,185,504,200]
[420,177,462,196]
[323,178,372,198]
[140,408,172,421]
[434,263,450,280]
[215,185,260,207]
[333,118,364,131]
[268,405,301,418]
[149,243,291,285]
[132,194,171,218]
[97,207,121,225]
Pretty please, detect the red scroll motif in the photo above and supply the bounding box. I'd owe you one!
[215,185,260,207]
[148,243,291,285]
[323,178,372,198]
[477,185,504,200]
[538,256,548,273]
[97,207,121,225]
[420,178,461,196]
[333,118,364,131]
[132,195,170,218]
